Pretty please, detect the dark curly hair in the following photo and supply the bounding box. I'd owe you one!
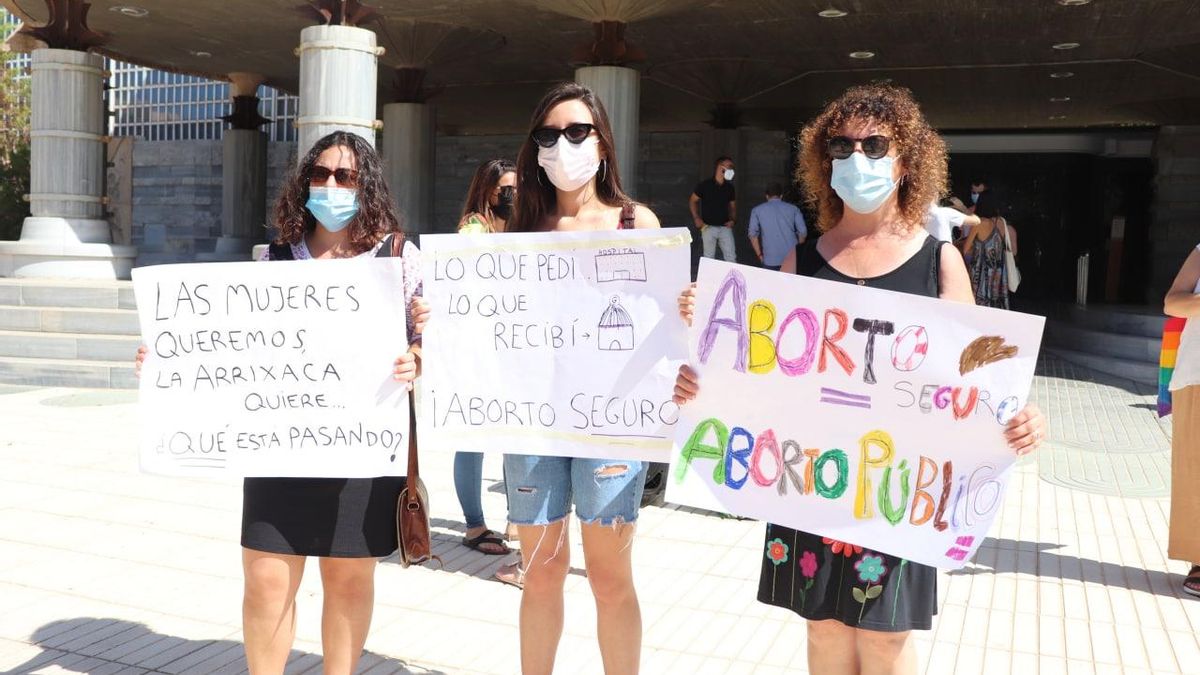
[509,82,632,233]
[273,131,403,254]
[797,84,946,232]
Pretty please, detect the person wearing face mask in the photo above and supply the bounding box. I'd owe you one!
[672,85,1047,675]
[453,159,524,587]
[690,156,738,263]
[137,130,423,675]
[458,158,517,234]
[412,81,664,675]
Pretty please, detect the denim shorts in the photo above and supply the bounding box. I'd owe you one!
[503,454,647,526]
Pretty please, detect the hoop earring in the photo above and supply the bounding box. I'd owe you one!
[537,169,545,188]
[599,159,607,182]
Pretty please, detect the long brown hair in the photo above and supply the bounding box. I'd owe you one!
[508,82,632,233]
[460,158,516,232]
[797,84,946,232]
[273,131,403,253]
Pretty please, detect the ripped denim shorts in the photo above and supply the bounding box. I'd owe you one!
[503,454,647,526]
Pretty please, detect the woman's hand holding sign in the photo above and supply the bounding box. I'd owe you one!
[1003,402,1046,455]
[411,296,430,336]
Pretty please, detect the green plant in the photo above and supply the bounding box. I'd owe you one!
[0,57,30,241]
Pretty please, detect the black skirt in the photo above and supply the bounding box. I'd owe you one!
[241,477,405,558]
[757,524,938,632]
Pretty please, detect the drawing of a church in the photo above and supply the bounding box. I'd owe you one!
[598,297,635,351]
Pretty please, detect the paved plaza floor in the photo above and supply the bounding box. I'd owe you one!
[1,355,1197,674]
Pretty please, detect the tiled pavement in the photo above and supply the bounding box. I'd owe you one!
[1,354,1197,674]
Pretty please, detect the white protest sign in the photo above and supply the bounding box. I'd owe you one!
[666,259,1045,569]
[132,257,410,477]
[420,228,690,461]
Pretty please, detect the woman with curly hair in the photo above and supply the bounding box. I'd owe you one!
[139,130,422,674]
[673,85,1047,674]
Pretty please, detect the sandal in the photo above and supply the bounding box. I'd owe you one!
[463,529,510,555]
[1185,565,1200,598]
[494,559,524,589]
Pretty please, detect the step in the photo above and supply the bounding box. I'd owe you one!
[0,355,138,389]
[1044,320,1160,364]
[0,278,136,310]
[1061,304,1164,338]
[0,330,141,361]
[0,305,141,335]
[1043,347,1159,387]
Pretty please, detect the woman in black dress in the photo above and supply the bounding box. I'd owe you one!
[138,131,421,674]
[674,85,1047,674]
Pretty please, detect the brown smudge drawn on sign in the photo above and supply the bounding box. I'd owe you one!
[959,336,1019,375]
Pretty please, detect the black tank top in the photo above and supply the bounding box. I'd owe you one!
[794,234,943,298]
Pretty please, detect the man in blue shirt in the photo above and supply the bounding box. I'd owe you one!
[748,183,807,271]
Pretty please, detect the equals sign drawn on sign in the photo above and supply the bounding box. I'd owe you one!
[819,387,872,409]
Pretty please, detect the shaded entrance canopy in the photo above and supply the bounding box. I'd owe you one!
[5,0,1200,133]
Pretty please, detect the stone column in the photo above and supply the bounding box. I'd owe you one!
[201,73,269,262]
[382,102,436,234]
[295,25,382,159]
[575,66,640,198]
[0,49,136,279]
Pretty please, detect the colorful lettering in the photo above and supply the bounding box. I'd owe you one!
[697,270,748,372]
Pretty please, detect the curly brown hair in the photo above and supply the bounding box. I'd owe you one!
[797,84,946,232]
[273,131,403,254]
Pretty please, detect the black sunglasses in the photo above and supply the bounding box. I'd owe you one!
[531,123,596,148]
[828,135,891,160]
[308,166,359,187]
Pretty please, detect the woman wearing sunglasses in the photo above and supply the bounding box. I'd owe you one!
[674,85,1047,675]
[506,81,658,675]
[138,130,422,674]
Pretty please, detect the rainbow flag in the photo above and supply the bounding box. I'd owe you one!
[1159,317,1188,417]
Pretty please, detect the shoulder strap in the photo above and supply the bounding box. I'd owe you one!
[931,238,945,296]
[267,242,294,261]
[619,202,636,230]
[375,233,403,258]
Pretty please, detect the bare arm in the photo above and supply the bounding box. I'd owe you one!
[780,247,798,275]
[688,193,703,226]
[1004,221,1018,257]
[1165,247,1200,318]
[962,225,979,256]
[938,243,974,303]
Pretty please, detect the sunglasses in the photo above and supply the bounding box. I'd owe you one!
[828,135,892,160]
[531,123,596,148]
[308,166,359,187]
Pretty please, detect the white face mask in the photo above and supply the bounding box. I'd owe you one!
[537,136,601,192]
[723,168,735,181]
[830,153,898,214]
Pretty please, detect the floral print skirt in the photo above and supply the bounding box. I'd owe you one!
[757,524,938,632]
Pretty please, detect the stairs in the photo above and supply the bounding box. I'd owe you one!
[1042,303,1162,387]
[0,278,140,389]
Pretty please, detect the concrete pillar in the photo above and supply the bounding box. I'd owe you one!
[295,25,382,159]
[0,49,136,279]
[382,102,436,234]
[201,73,269,262]
[575,66,640,198]
[1150,125,1200,300]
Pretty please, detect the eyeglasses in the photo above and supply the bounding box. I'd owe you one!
[308,166,359,187]
[531,123,596,148]
[827,135,892,160]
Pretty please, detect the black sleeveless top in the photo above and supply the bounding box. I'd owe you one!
[756,233,943,632]
[794,234,942,296]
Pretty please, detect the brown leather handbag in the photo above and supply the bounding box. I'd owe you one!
[396,385,436,566]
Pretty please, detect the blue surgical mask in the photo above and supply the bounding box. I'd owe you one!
[306,186,359,232]
[830,153,898,214]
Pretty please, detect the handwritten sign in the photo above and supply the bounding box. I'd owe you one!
[420,229,690,461]
[666,259,1045,569]
[132,258,410,477]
